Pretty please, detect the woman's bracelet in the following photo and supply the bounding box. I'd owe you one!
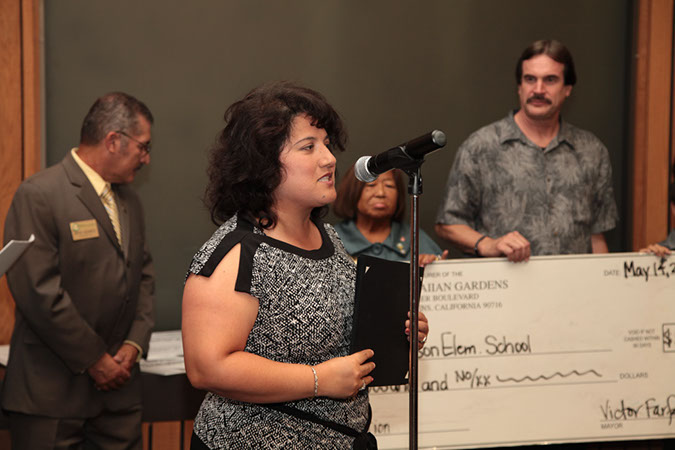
[473,235,487,256]
[310,366,318,397]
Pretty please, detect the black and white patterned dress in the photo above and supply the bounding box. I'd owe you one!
[188,214,370,449]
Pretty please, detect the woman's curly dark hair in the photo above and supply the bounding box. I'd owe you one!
[205,82,347,227]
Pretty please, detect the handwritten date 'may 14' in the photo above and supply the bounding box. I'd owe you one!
[623,260,674,281]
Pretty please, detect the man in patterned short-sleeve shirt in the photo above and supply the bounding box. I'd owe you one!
[435,39,618,262]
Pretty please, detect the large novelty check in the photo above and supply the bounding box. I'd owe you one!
[369,253,675,449]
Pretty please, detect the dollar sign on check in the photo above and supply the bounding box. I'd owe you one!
[664,328,673,348]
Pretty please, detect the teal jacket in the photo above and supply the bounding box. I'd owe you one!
[333,219,442,262]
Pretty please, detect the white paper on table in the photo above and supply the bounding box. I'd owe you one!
[140,330,186,376]
[0,345,9,366]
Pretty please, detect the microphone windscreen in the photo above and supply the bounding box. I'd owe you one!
[431,130,447,147]
[354,156,377,183]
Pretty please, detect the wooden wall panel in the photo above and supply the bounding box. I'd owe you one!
[142,423,150,449]
[0,1,32,443]
[142,420,194,450]
[151,421,182,450]
[183,421,194,450]
[21,0,41,179]
[0,0,40,345]
[671,17,675,231]
[0,0,25,345]
[632,0,674,250]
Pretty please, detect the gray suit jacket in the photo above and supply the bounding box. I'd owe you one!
[2,152,155,417]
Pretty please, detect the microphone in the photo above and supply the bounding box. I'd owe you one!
[354,130,447,182]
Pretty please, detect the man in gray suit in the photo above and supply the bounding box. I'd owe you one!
[2,92,155,449]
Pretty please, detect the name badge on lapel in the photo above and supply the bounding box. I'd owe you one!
[70,219,99,241]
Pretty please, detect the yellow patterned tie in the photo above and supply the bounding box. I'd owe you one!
[100,184,122,246]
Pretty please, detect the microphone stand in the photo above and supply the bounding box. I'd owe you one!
[403,164,424,450]
[356,129,445,449]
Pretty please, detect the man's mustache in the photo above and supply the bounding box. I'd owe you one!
[527,94,551,104]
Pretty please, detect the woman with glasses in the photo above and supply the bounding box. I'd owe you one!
[333,164,447,265]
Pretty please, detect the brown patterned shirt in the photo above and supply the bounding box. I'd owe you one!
[436,111,618,255]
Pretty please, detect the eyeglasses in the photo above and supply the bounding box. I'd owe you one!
[115,130,152,154]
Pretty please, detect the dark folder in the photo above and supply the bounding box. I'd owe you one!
[351,255,410,386]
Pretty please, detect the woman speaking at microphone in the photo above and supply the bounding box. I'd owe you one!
[182,82,428,449]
